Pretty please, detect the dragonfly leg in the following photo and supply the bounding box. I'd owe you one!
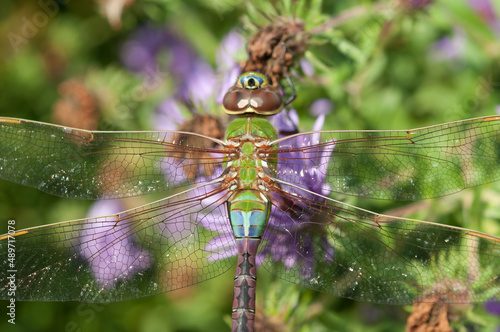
[278,42,297,106]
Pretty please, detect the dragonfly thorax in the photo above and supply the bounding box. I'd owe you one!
[223,116,278,193]
[224,139,273,191]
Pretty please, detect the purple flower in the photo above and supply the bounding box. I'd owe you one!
[180,59,218,109]
[154,98,186,131]
[258,112,335,276]
[430,27,467,62]
[310,98,334,116]
[214,30,245,104]
[270,109,300,138]
[486,300,500,332]
[120,25,172,74]
[271,110,333,198]
[486,300,500,315]
[160,31,218,109]
[121,25,229,111]
[152,29,245,129]
[496,105,500,115]
[80,200,152,287]
[216,29,245,71]
[300,58,315,77]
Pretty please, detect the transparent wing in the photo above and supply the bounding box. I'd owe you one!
[0,117,229,199]
[270,116,500,200]
[0,182,236,302]
[259,181,500,304]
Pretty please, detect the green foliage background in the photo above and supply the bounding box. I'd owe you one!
[0,0,499,331]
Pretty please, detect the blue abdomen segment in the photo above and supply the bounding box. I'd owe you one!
[230,210,266,237]
[228,191,269,239]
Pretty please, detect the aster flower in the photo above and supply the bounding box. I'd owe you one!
[258,112,335,276]
[80,199,152,287]
[310,98,334,116]
[121,25,230,110]
[154,29,245,130]
[300,58,315,77]
[120,25,172,74]
[272,112,334,199]
[155,98,187,131]
[430,27,467,62]
[216,29,246,104]
[270,108,301,138]
[431,1,499,63]
[485,300,500,332]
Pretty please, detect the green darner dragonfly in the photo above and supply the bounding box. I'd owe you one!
[0,72,499,332]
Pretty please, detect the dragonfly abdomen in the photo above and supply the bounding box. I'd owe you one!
[229,191,270,332]
[232,237,259,332]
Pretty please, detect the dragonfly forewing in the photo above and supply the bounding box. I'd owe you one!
[0,117,229,199]
[270,116,500,200]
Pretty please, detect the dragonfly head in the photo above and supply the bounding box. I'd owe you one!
[222,72,284,116]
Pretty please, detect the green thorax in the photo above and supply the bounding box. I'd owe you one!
[225,117,278,140]
[224,117,278,187]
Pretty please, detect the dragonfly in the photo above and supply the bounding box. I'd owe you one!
[0,71,500,332]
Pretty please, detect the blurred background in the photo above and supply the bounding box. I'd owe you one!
[0,0,499,331]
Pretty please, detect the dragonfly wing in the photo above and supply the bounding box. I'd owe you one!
[270,116,500,200]
[259,182,500,304]
[0,182,235,302]
[0,117,228,199]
